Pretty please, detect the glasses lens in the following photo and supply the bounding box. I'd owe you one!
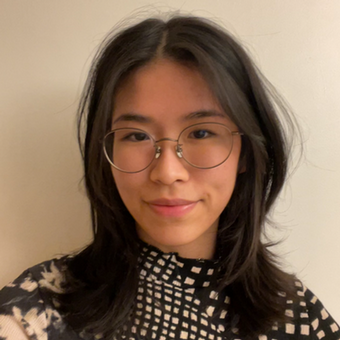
[178,123,233,168]
[103,128,155,172]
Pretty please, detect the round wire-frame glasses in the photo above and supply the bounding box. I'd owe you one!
[103,122,243,173]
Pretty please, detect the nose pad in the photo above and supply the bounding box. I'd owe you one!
[154,145,183,159]
[176,145,183,158]
[155,146,161,159]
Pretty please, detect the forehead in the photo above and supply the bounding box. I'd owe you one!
[113,59,236,128]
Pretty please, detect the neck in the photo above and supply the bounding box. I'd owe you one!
[138,236,217,260]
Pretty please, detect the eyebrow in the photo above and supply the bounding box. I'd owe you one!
[183,110,228,121]
[112,110,227,125]
[112,113,154,125]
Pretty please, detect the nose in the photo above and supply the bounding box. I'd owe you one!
[149,141,190,185]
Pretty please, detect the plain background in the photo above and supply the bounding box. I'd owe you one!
[0,0,339,321]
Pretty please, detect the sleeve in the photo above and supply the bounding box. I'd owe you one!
[0,270,49,340]
[304,286,340,340]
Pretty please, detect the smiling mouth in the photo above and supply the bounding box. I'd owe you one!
[146,199,198,218]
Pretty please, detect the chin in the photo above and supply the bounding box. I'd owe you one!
[137,222,217,258]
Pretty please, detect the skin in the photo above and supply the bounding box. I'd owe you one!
[111,59,242,260]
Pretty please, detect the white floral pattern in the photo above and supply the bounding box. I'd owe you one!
[0,259,82,340]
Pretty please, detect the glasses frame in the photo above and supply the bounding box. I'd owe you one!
[103,122,244,173]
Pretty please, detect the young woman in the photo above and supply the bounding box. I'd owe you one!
[0,15,339,340]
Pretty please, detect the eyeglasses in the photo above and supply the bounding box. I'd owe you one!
[103,122,243,173]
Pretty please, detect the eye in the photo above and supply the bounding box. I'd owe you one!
[122,132,150,142]
[189,129,215,139]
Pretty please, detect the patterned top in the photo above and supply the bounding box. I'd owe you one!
[0,244,339,340]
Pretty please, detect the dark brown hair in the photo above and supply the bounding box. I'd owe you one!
[58,15,299,338]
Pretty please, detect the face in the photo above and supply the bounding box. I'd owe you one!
[111,59,242,259]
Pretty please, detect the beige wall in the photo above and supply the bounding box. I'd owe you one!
[1,0,339,320]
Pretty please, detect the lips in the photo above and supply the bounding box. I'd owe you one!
[146,198,198,218]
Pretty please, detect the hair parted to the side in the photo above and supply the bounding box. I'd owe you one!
[58,15,300,339]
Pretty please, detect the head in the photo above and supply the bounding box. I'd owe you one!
[80,15,291,272]
[68,15,299,338]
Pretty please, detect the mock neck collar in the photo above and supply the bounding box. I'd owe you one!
[138,242,219,289]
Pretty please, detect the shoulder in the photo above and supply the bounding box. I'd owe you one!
[300,282,340,339]
[270,280,340,339]
[0,256,69,306]
[0,257,78,340]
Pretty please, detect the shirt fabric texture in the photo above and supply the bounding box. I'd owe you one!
[0,244,339,340]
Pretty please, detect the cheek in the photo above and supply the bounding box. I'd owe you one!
[204,159,240,204]
[112,170,144,205]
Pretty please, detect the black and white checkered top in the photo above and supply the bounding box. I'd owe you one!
[0,243,339,339]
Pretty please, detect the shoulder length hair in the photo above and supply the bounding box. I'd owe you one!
[59,15,299,338]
